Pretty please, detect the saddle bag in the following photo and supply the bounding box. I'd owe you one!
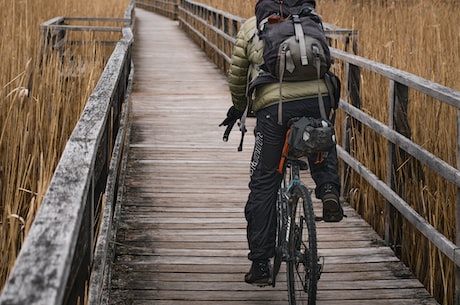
[287,116,336,158]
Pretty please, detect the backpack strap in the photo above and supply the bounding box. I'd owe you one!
[278,48,286,125]
[314,46,328,121]
[277,14,310,125]
[293,15,309,66]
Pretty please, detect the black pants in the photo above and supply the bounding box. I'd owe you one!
[245,97,340,261]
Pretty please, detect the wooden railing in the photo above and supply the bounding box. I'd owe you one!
[138,0,460,303]
[136,0,178,20]
[177,0,357,73]
[0,2,135,305]
[135,0,357,73]
[39,15,133,68]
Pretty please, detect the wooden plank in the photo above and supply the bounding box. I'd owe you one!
[107,7,440,305]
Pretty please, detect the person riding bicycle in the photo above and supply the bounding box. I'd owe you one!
[220,0,343,286]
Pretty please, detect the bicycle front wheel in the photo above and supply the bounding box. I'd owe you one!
[286,184,319,305]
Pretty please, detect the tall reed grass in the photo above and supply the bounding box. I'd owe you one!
[196,0,459,304]
[320,2,458,305]
[0,0,129,292]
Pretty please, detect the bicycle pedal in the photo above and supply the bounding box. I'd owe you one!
[282,254,293,262]
[318,257,324,279]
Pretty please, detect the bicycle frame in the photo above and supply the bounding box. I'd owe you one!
[279,160,303,258]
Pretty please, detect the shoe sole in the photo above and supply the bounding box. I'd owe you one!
[248,278,272,287]
[323,195,343,222]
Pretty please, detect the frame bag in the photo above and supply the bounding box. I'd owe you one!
[287,116,336,159]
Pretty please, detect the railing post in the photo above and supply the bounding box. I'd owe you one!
[341,62,361,200]
[457,108,460,305]
[386,80,396,248]
[385,80,409,256]
[173,0,178,20]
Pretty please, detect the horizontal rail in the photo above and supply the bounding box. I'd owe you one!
[41,17,130,33]
[332,48,460,109]
[338,96,460,187]
[138,1,460,301]
[338,144,460,266]
[337,101,460,266]
[177,0,357,73]
[136,0,178,20]
[178,5,233,64]
[64,17,130,22]
[39,16,130,61]
[43,24,124,32]
[0,2,135,305]
[330,48,460,271]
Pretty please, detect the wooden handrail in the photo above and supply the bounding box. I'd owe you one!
[136,0,178,20]
[177,0,357,73]
[0,2,135,305]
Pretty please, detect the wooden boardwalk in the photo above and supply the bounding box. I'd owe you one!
[108,8,440,305]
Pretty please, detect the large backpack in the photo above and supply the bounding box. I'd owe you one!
[238,1,336,146]
[255,0,331,82]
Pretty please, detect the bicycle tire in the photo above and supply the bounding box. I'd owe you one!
[286,184,319,305]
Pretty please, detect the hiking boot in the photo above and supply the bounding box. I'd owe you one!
[244,260,271,286]
[321,184,343,222]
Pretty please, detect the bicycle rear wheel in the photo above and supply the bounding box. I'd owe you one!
[286,184,319,305]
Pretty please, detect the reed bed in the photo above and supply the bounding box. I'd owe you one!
[196,0,458,304]
[0,0,129,292]
[320,2,458,305]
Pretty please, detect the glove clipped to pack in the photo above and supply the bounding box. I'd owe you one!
[219,106,244,142]
[219,106,244,127]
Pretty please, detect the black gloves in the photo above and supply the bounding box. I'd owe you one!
[219,106,244,127]
[219,106,244,142]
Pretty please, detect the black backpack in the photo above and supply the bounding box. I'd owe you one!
[255,0,331,81]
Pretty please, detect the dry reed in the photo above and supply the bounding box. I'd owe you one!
[319,2,458,304]
[0,0,129,292]
[195,0,459,304]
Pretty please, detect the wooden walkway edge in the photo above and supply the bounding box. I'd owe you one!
[107,8,440,305]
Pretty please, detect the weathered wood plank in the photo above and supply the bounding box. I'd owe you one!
[107,7,440,305]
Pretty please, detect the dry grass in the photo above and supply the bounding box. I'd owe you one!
[2,0,458,304]
[195,0,459,304]
[0,0,129,292]
[319,2,458,305]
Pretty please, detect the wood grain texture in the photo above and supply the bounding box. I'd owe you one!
[108,8,440,305]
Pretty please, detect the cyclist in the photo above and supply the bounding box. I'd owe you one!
[220,0,343,286]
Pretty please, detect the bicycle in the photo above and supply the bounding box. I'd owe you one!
[272,131,321,305]
[220,115,322,305]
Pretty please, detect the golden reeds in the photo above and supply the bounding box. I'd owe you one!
[318,2,458,304]
[0,0,129,292]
